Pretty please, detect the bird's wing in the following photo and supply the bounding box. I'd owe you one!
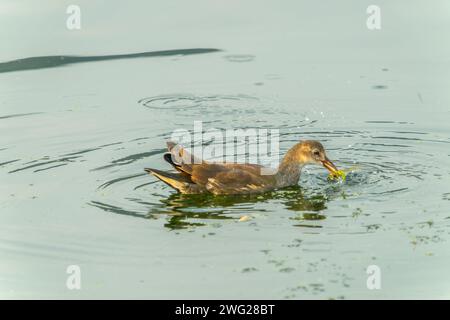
[203,167,274,195]
[164,141,274,194]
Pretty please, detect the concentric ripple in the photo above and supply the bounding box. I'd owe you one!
[84,106,450,231]
[4,94,448,234]
[137,93,278,120]
[139,94,258,110]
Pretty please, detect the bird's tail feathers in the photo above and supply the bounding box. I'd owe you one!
[144,168,189,192]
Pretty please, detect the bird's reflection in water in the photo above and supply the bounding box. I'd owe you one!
[148,186,328,230]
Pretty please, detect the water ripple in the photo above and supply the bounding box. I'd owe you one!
[138,93,259,111]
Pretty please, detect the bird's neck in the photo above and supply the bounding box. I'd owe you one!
[276,146,303,187]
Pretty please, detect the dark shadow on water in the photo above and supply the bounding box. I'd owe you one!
[89,186,328,230]
[0,48,221,74]
[0,112,44,120]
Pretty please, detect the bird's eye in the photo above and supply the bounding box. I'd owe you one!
[313,150,320,157]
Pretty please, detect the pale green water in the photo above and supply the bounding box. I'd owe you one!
[1,0,450,299]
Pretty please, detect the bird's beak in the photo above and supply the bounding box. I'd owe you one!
[322,157,338,174]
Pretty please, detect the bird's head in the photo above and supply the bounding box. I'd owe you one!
[294,140,339,174]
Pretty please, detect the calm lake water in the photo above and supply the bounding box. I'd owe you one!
[1,1,450,299]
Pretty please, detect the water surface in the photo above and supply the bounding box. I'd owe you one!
[1,1,450,299]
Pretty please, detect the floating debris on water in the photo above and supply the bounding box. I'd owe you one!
[239,215,252,222]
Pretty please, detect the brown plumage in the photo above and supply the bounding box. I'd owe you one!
[145,140,339,195]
